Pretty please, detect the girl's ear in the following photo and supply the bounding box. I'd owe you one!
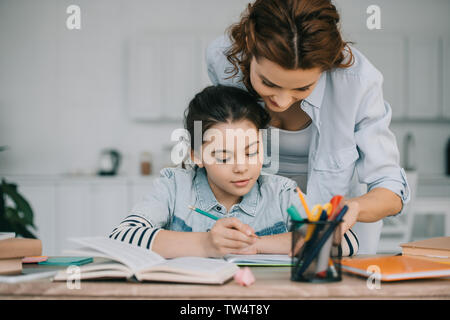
[190,149,204,168]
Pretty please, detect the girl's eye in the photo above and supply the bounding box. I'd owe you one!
[215,157,230,163]
[296,86,311,92]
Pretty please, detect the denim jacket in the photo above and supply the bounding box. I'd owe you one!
[205,35,411,254]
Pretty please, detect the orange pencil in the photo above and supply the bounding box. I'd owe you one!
[296,187,313,220]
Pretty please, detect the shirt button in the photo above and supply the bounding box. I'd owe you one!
[216,206,221,211]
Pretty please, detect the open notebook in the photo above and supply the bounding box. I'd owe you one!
[224,254,292,266]
[53,237,239,284]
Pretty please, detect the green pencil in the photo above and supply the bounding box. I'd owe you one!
[188,205,258,238]
[188,205,219,221]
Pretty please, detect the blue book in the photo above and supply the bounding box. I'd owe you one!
[38,257,93,266]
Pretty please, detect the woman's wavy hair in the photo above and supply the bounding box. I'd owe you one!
[225,0,354,96]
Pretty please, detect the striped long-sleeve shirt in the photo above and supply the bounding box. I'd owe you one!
[109,215,161,251]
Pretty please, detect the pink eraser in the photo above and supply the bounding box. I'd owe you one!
[234,267,255,287]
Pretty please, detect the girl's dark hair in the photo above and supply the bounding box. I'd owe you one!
[184,85,270,151]
[226,0,354,96]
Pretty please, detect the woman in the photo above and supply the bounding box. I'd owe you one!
[205,0,410,254]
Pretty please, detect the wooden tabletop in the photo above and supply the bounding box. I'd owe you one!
[1,266,449,300]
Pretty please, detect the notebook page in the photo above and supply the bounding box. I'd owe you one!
[63,247,111,258]
[69,237,165,273]
[140,257,238,278]
[224,254,291,264]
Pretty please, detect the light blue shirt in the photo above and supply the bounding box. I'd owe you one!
[205,35,411,254]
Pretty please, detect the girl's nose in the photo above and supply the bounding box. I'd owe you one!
[232,161,248,173]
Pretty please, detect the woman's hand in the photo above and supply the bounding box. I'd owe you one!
[335,198,360,238]
[204,217,258,257]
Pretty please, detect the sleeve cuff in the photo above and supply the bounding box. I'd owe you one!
[367,168,411,215]
[148,228,162,251]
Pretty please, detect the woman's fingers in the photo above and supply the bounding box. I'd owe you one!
[339,201,360,238]
[290,237,305,257]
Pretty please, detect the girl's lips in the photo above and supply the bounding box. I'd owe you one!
[232,179,250,187]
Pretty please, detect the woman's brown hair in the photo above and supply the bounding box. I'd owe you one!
[226,0,354,96]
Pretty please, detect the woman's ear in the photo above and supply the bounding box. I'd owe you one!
[191,149,204,168]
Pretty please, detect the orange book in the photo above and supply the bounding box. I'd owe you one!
[340,255,450,281]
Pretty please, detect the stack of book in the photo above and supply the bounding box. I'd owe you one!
[400,236,450,264]
[0,233,42,275]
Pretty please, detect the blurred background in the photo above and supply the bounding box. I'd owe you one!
[0,0,449,255]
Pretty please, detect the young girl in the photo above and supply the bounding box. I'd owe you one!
[109,85,359,258]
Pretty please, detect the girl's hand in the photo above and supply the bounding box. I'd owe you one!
[205,217,257,257]
[231,241,259,255]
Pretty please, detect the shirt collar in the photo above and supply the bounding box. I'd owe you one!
[303,71,326,109]
[194,167,219,212]
[233,178,259,217]
[193,167,259,217]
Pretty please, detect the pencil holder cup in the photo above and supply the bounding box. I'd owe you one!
[290,220,343,283]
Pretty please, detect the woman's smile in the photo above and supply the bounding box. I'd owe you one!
[268,97,280,108]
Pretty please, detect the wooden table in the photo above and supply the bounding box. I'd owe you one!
[1,265,449,300]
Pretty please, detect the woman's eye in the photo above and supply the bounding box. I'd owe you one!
[296,87,310,92]
[262,80,275,88]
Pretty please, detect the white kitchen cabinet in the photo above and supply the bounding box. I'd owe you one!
[127,32,222,121]
[128,34,201,120]
[89,182,128,241]
[164,35,202,119]
[55,183,93,254]
[408,38,441,119]
[55,179,131,254]
[127,31,449,122]
[14,180,57,256]
[128,36,164,120]
[443,37,450,119]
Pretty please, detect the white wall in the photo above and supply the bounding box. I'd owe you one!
[0,0,449,177]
